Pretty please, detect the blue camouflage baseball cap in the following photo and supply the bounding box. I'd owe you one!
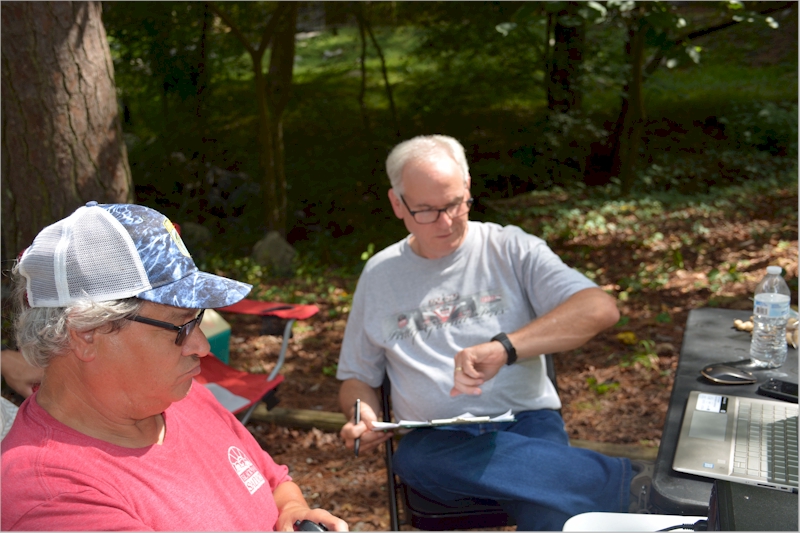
[18,202,252,309]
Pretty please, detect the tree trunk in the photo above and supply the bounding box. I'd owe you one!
[252,56,278,236]
[1,1,132,263]
[544,11,554,105]
[210,1,296,236]
[548,1,584,112]
[363,11,400,138]
[356,9,371,135]
[265,3,298,237]
[618,20,647,197]
[354,3,400,139]
[195,2,212,159]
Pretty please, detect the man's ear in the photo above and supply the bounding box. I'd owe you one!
[388,189,404,220]
[69,328,97,362]
[466,174,471,191]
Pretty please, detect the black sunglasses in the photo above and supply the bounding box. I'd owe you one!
[127,309,205,346]
[400,195,474,225]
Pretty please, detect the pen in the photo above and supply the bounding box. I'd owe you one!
[354,398,361,458]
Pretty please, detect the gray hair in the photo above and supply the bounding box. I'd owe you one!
[385,135,470,196]
[12,263,144,368]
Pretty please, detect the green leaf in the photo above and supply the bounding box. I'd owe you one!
[495,22,517,37]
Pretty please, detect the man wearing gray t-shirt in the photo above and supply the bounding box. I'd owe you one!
[337,135,650,530]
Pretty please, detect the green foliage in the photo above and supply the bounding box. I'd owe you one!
[322,364,338,377]
[707,262,745,293]
[201,254,356,309]
[586,376,620,395]
[360,243,375,262]
[102,1,798,274]
[619,340,659,369]
[655,312,672,324]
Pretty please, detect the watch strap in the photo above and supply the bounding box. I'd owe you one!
[491,332,517,365]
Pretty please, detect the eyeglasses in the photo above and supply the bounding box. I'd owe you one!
[127,309,205,346]
[400,195,474,225]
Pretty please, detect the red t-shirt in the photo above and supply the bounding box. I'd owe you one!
[1,382,291,531]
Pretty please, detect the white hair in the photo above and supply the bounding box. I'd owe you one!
[12,263,144,368]
[385,135,470,196]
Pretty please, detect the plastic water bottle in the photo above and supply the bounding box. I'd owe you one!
[749,266,791,368]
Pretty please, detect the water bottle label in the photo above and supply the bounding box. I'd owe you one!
[753,294,790,318]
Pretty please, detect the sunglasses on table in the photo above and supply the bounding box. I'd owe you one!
[126,309,205,346]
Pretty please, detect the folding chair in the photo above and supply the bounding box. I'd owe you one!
[383,354,560,531]
[194,299,319,425]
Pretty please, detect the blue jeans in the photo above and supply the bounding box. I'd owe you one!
[393,410,633,531]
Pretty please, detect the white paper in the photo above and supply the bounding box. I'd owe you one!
[371,409,515,430]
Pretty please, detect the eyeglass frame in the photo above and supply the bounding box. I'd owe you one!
[399,195,474,225]
[126,309,206,346]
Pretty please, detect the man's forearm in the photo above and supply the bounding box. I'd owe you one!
[508,287,619,361]
[338,378,381,419]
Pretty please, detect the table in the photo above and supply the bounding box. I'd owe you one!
[651,307,799,515]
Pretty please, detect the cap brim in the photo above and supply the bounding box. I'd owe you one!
[137,271,252,309]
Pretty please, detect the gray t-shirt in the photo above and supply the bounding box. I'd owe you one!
[337,221,597,422]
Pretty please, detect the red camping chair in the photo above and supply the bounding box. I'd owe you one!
[195,299,319,425]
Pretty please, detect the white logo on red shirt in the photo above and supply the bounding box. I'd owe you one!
[228,446,265,494]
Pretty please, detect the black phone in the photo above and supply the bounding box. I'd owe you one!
[756,378,799,403]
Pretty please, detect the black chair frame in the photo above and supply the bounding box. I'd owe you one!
[382,354,560,531]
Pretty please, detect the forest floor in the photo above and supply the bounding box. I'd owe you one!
[224,187,797,531]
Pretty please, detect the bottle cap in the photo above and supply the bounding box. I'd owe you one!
[767,266,783,275]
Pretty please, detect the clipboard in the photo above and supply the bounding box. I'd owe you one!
[371,409,516,430]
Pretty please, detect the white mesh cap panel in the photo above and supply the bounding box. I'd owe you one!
[20,202,252,309]
[19,222,65,307]
[20,206,152,307]
[63,208,151,304]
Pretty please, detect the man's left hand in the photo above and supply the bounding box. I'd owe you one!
[449,340,508,397]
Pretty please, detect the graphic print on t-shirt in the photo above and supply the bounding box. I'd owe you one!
[228,446,266,495]
[386,290,507,342]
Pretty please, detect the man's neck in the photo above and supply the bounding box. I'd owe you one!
[408,227,469,260]
[35,373,166,448]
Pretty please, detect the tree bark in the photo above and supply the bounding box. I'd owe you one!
[195,2,212,157]
[548,2,584,112]
[265,4,297,236]
[1,1,132,263]
[544,11,554,106]
[356,9,371,135]
[618,20,647,197]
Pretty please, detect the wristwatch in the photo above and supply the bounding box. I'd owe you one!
[491,332,517,365]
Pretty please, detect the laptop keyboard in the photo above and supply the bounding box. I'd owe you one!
[732,401,799,486]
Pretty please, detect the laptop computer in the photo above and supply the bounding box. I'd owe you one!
[673,390,798,493]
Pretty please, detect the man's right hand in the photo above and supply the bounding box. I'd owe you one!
[339,401,393,454]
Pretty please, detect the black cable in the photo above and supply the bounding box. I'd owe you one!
[657,519,708,532]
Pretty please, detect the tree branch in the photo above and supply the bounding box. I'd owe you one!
[258,2,290,55]
[208,2,256,57]
[644,2,793,77]
[362,8,400,137]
